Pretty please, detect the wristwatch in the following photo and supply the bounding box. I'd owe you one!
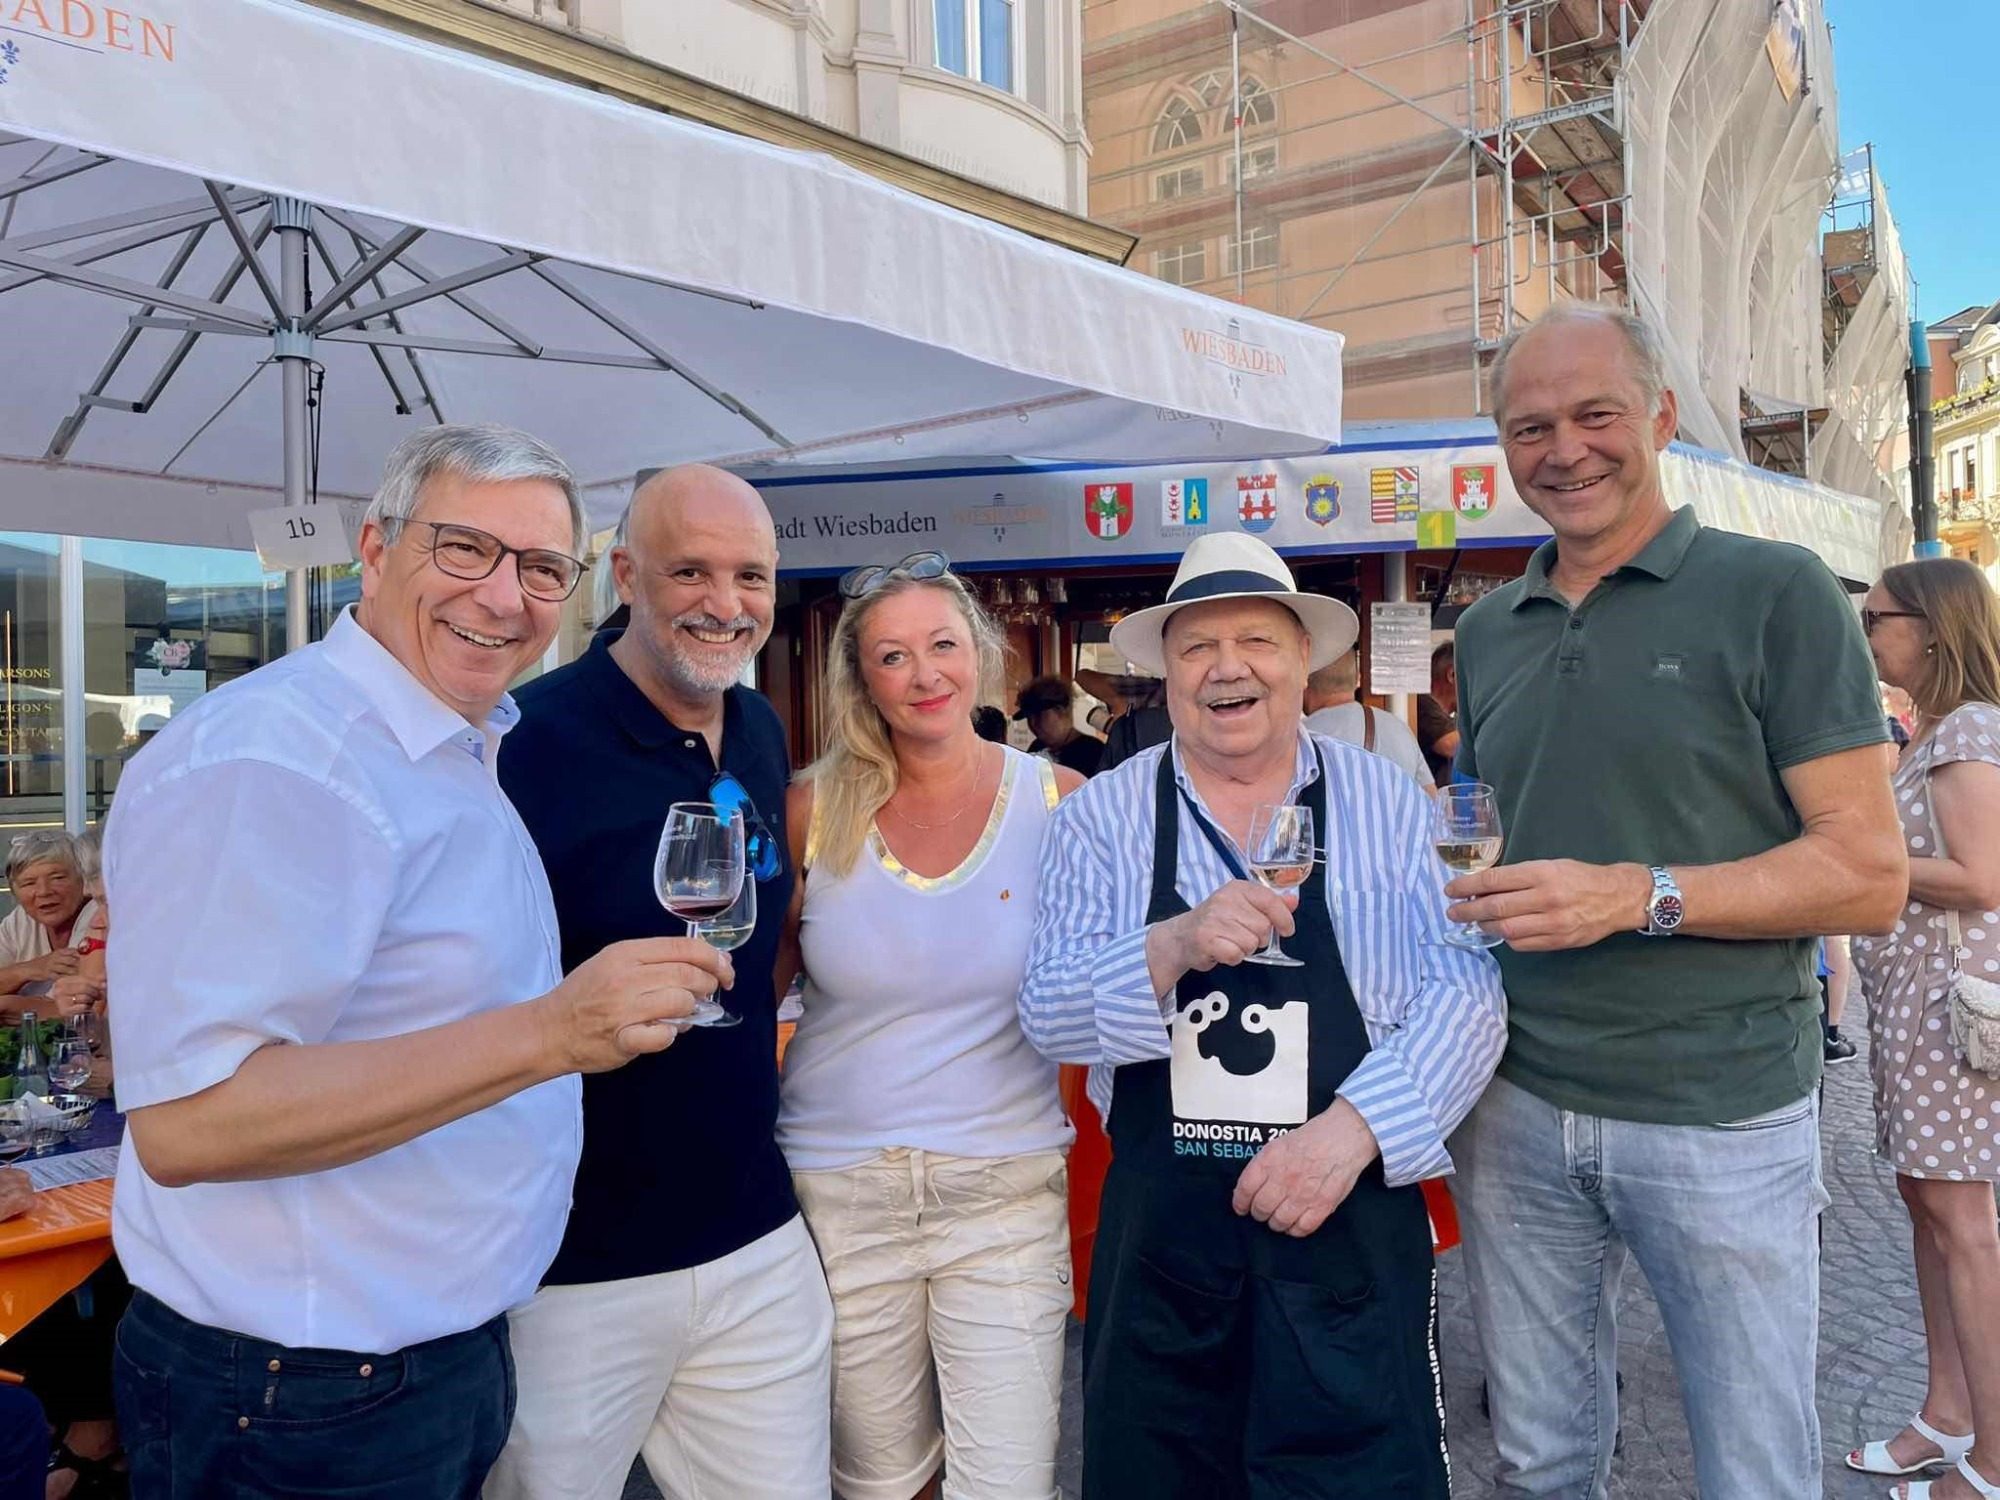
[1638,865,1684,937]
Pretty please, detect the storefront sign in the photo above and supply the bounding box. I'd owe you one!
[1369,603,1433,695]
[751,442,1540,575]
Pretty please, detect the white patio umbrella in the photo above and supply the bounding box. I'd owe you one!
[0,0,1344,650]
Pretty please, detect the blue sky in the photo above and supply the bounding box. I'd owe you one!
[1824,0,1999,327]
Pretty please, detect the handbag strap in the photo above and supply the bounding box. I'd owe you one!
[1919,729,1967,960]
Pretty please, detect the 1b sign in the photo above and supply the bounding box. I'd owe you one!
[248,506,360,570]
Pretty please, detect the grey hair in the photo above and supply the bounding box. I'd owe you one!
[1490,303,1666,422]
[6,829,81,886]
[71,827,102,882]
[364,424,585,555]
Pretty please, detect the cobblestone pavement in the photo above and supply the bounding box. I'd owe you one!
[629,1031,1937,1499]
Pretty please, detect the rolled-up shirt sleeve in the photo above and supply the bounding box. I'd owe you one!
[1334,779,1507,1186]
[105,759,396,1111]
[1020,789,1173,1068]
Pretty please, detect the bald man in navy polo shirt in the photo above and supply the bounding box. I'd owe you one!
[488,467,831,1500]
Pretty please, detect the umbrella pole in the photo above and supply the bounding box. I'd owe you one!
[275,196,314,654]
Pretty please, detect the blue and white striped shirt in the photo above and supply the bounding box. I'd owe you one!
[1020,728,1506,1186]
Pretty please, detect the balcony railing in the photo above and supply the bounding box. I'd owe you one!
[1935,376,2000,421]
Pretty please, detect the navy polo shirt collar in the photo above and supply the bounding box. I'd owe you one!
[580,631,741,757]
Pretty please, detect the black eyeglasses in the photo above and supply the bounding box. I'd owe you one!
[402,521,589,602]
[710,771,782,883]
[837,551,952,600]
[1863,608,1924,635]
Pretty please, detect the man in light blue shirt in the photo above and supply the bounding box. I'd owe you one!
[1020,531,1505,1500]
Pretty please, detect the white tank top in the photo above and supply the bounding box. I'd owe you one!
[779,747,1075,1171]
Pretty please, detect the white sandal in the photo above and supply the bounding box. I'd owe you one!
[1896,1454,2000,1499]
[1849,1414,1977,1477]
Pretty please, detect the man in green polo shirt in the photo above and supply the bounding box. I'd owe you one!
[1443,304,1906,1499]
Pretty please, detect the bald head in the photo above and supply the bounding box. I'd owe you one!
[626,464,775,555]
[612,464,778,704]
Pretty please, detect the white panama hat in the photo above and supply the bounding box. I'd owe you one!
[1108,532,1360,676]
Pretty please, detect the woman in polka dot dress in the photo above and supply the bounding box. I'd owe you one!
[1849,559,2000,1500]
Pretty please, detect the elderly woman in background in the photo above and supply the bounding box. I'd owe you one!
[1848,558,2000,1500]
[0,830,101,1020]
[777,552,1079,1500]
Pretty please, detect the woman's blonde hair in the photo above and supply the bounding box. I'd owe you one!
[1880,557,2000,719]
[803,571,1008,877]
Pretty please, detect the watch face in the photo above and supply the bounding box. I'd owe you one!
[1653,894,1685,930]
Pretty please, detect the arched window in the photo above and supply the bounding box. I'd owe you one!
[1152,96,1202,153]
[1187,70,1229,108]
[1239,76,1275,128]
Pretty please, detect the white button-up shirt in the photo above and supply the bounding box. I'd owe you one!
[106,610,579,1352]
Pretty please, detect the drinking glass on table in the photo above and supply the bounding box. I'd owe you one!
[48,1039,92,1095]
[653,801,746,1029]
[1245,803,1315,968]
[0,1103,27,1163]
[1434,782,1506,949]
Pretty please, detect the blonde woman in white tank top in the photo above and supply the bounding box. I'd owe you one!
[776,559,1080,1500]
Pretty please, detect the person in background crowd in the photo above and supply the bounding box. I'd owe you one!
[1444,304,1905,1498]
[1302,645,1435,791]
[777,554,1078,1500]
[1822,938,1858,1063]
[488,465,831,1500]
[1084,672,1173,773]
[1416,642,1460,786]
[971,704,1009,743]
[1014,676,1105,778]
[1847,558,2000,1500]
[0,832,98,1019]
[1022,530,1506,1499]
[104,426,722,1500]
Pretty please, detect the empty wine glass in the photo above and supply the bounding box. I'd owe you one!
[1434,782,1506,949]
[0,1102,27,1163]
[1245,803,1315,968]
[654,802,746,1029]
[49,1039,91,1094]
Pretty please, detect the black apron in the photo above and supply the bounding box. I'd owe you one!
[1080,748,1448,1500]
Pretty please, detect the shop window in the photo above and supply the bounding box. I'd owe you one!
[1154,241,1208,287]
[0,534,61,894]
[79,539,289,825]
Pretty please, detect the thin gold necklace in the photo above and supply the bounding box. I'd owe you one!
[885,747,987,830]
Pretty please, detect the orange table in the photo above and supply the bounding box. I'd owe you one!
[0,1178,113,1343]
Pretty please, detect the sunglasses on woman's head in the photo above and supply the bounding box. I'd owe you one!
[837,551,952,600]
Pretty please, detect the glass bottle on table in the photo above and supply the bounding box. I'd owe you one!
[653,802,747,1029]
[11,1012,48,1102]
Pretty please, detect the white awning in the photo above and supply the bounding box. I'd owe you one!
[0,0,1344,552]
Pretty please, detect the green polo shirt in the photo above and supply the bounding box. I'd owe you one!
[1454,506,1888,1125]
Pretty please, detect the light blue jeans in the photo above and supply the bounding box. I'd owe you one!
[1451,1075,1828,1500]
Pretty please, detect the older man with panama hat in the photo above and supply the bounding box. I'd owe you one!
[1020,531,1506,1499]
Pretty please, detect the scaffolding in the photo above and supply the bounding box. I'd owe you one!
[1081,0,1899,500]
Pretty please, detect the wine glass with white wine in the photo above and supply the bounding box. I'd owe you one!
[1245,803,1315,967]
[653,802,747,1029]
[1434,782,1506,949]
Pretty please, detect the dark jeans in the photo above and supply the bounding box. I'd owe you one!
[112,1290,514,1500]
[0,1384,48,1500]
